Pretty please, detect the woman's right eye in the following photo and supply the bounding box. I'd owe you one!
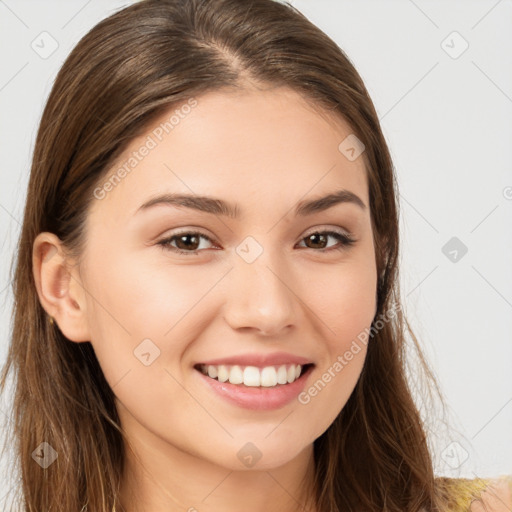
[157,231,215,256]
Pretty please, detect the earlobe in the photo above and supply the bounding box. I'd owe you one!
[32,232,90,342]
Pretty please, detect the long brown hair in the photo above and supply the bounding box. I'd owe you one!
[1,0,448,510]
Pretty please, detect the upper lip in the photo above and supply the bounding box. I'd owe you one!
[195,351,314,368]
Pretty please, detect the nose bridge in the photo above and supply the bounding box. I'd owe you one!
[223,236,296,334]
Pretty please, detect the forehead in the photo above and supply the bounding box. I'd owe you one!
[89,86,369,224]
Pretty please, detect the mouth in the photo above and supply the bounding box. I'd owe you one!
[193,362,315,388]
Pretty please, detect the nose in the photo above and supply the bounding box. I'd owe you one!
[222,248,298,337]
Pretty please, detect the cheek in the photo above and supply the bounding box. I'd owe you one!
[305,251,377,352]
[293,254,376,432]
[84,245,199,336]
[331,272,376,351]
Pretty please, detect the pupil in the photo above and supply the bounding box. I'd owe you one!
[178,234,198,250]
[309,233,326,249]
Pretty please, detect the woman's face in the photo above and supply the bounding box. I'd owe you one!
[75,86,377,470]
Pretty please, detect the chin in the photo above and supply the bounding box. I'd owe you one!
[217,438,311,472]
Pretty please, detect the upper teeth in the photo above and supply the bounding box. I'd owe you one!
[198,364,303,387]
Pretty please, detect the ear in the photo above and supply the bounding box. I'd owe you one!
[32,232,90,342]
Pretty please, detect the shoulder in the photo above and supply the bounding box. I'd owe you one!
[468,477,512,512]
[435,475,512,512]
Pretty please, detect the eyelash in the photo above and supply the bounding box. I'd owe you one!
[156,229,356,256]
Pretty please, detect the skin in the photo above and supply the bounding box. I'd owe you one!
[470,479,512,511]
[33,85,378,512]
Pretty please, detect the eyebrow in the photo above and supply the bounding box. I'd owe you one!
[136,189,366,219]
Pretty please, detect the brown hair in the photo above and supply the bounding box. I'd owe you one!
[0,0,448,510]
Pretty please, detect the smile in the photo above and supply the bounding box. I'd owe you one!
[195,363,314,387]
[194,363,315,411]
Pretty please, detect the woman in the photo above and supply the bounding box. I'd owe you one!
[0,0,510,510]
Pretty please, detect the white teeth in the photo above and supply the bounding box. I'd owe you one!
[243,366,260,386]
[228,365,243,385]
[217,365,229,383]
[198,363,306,387]
[260,366,277,387]
[276,365,288,384]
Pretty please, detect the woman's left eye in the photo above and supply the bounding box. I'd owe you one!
[156,229,356,256]
[297,230,356,252]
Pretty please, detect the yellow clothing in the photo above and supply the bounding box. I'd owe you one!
[436,475,512,511]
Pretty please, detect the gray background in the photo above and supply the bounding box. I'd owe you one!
[1,0,511,505]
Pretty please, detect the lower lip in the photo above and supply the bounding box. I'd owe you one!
[195,365,314,411]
